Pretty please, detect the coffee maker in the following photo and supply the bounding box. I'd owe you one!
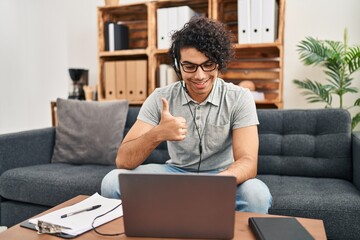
[68,68,89,100]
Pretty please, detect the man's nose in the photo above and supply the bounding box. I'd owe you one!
[194,66,206,79]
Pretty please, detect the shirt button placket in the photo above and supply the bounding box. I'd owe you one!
[195,106,202,133]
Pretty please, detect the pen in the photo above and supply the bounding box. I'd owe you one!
[61,204,101,218]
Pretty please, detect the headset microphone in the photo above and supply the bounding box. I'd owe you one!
[180,81,188,93]
[181,80,216,173]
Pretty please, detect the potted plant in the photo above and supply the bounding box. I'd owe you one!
[293,29,360,130]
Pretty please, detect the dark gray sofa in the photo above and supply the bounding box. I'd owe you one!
[0,107,359,240]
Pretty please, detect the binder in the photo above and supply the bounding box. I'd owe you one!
[114,23,129,50]
[115,61,127,99]
[248,217,315,240]
[261,0,278,43]
[166,65,178,85]
[250,0,262,43]
[159,64,168,87]
[157,8,169,49]
[104,61,116,99]
[104,21,111,51]
[167,7,178,48]
[177,6,196,30]
[108,22,115,51]
[135,60,147,101]
[126,60,137,101]
[238,0,251,43]
[157,6,196,49]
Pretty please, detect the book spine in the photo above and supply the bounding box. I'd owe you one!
[248,217,266,240]
[115,23,129,50]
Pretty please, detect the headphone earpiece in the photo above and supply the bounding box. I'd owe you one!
[174,57,179,71]
[171,44,182,80]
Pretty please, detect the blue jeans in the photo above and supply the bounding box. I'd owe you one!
[101,164,272,213]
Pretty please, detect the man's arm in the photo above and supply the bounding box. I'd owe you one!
[116,98,187,169]
[218,125,258,184]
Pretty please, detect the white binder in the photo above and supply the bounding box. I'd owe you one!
[262,0,278,43]
[238,0,251,44]
[166,65,178,85]
[167,7,178,48]
[157,8,169,49]
[108,22,115,51]
[159,64,168,87]
[250,0,262,43]
[177,6,196,30]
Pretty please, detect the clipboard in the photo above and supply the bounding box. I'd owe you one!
[19,193,122,238]
[20,220,77,239]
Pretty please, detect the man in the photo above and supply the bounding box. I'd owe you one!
[101,17,272,213]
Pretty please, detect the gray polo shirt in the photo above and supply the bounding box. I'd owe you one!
[138,78,259,172]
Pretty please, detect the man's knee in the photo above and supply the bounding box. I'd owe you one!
[101,164,171,199]
[236,178,272,213]
[101,169,123,199]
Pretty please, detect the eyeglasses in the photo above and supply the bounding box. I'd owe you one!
[180,61,217,73]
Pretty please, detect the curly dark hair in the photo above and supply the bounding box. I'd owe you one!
[170,16,234,72]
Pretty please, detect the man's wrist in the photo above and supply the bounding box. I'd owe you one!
[220,169,237,177]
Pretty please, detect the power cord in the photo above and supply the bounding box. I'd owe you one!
[91,202,125,236]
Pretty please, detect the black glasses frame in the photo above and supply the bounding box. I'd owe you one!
[179,61,217,73]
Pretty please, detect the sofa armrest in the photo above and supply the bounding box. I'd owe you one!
[353,131,360,190]
[0,127,55,175]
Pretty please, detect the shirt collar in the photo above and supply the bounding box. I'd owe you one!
[180,78,221,107]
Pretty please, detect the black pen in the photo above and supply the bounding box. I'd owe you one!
[61,205,101,218]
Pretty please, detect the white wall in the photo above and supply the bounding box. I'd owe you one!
[0,0,99,134]
[0,0,359,134]
[284,0,360,130]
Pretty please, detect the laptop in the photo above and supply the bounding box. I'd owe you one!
[118,173,236,239]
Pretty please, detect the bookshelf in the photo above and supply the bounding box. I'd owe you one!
[97,0,285,108]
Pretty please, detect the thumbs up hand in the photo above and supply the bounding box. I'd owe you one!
[159,98,187,141]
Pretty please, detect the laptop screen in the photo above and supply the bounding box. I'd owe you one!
[119,173,236,239]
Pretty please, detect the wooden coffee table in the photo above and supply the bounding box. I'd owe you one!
[0,195,327,239]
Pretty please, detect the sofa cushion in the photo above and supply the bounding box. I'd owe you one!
[258,174,360,239]
[0,163,115,206]
[51,98,128,165]
[257,109,352,180]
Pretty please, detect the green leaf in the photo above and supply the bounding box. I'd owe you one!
[352,112,360,130]
[297,37,327,65]
[354,98,360,106]
[346,46,360,74]
[343,87,358,93]
[294,29,360,131]
[293,79,332,105]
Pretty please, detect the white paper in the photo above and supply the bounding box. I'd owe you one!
[29,193,122,236]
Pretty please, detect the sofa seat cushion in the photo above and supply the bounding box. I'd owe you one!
[0,163,115,207]
[259,174,360,239]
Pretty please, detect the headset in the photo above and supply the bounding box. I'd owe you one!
[170,35,219,173]
[171,42,183,81]
[171,40,205,172]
